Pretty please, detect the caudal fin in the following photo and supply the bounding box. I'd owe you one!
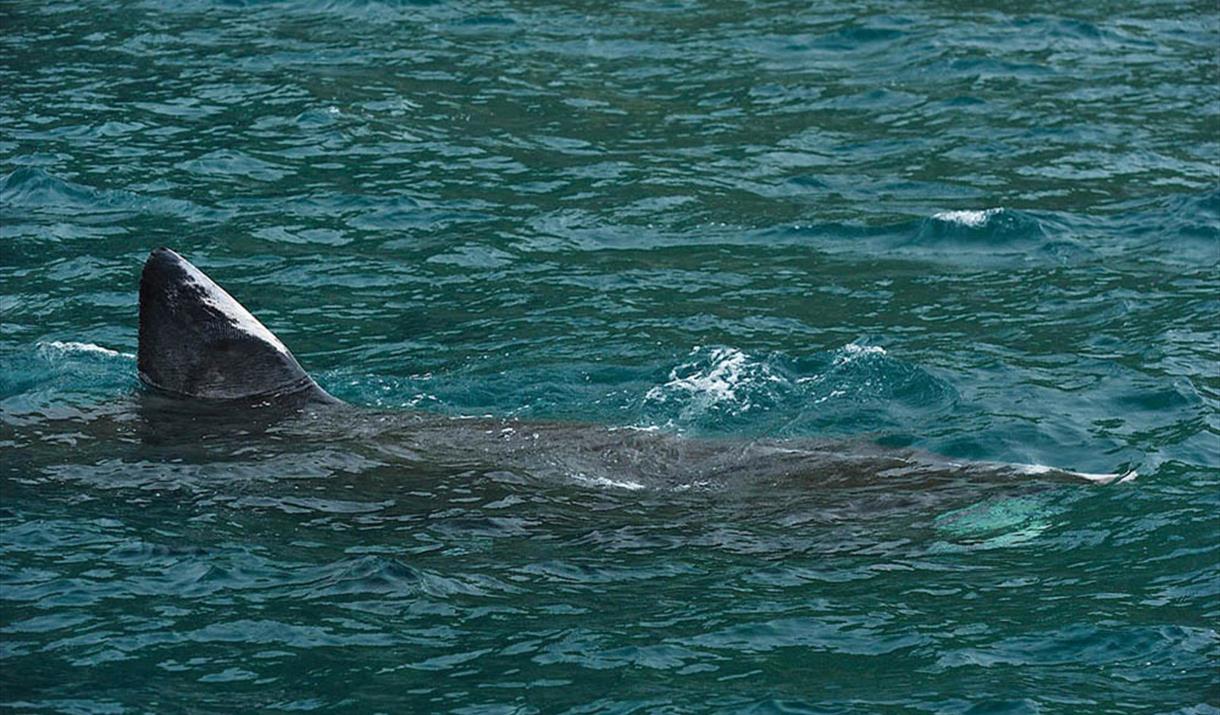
[138,247,332,402]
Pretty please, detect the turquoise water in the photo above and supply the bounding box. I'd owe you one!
[2,0,1218,711]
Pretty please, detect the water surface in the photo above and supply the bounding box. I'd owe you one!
[2,0,1218,712]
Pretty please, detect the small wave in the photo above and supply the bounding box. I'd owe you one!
[1,168,99,213]
[919,207,1047,241]
[0,167,228,223]
[1,341,137,405]
[909,208,1078,260]
[295,555,422,600]
[38,341,134,360]
[1106,188,1220,266]
[800,342,954,409]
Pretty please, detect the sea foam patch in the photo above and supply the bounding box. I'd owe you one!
[570,473,646,491]
[39,341,134,360]
[931,208,1002,227]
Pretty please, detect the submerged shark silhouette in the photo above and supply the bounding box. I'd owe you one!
[136,248,1134,487]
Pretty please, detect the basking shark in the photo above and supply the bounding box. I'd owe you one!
[134,247,1133,488]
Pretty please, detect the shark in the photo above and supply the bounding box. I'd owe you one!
[132,247,1134,490]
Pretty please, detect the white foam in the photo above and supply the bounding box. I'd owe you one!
[833,342,886,366]
[570,473,646,491]
[646,347,782,411]
[932,208,1002,227]
[841,343,886,356]
[40,341,134,359]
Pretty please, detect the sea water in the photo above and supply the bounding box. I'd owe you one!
[1,1,1217,711]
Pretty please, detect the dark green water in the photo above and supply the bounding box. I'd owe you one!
[2,0,1218,712]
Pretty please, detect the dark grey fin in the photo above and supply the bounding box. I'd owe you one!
[138,247,337,403]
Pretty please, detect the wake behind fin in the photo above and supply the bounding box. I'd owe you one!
[138,247,335,403]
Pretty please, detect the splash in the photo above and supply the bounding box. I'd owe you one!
[636,343,957,435]
[643,347,788,421]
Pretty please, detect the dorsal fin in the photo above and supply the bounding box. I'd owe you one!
[138,247,333,402]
